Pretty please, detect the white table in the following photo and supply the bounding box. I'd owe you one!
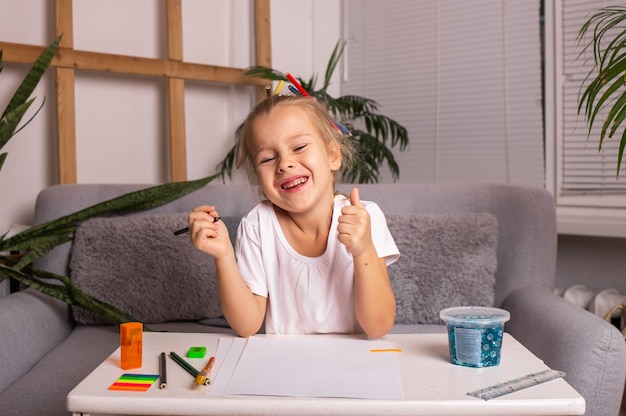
[67,332,585,416]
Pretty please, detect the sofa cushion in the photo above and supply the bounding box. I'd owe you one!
[69,213,225,324]
[69,211,497,326]
[386,213,498,324]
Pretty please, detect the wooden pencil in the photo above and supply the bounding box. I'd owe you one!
[169,352,199,378]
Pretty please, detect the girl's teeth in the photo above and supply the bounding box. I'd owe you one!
[283,177,306,189]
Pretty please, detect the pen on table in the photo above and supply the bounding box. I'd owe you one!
[173,216,221,236]
[159,352,167,389]
[194,356,215,386]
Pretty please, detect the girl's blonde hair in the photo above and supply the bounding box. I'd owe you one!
[236,95,355,182]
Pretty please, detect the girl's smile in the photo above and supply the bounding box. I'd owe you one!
[279,175,309,191]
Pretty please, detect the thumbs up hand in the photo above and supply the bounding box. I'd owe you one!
[337,188,372,256]
[349,187,363,208]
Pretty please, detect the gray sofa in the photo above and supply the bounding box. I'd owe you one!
[0,183,624,416]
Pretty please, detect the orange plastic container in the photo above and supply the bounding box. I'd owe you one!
[120,322,143,370]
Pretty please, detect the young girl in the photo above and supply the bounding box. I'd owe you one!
[188,95,399,338]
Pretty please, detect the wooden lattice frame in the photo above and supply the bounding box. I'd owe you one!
[0,0,271,183]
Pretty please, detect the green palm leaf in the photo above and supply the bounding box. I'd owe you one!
[360,112,409,150]
[323,41,345,90]
[606,94,626,140]
[1,35,61,120]
[0,264,137,325]
[0,35,61,175]
[618,128,626,176]
[582,73,622,141]
[577,6,626,176]
[0,174,219,264]
[11,232,73,272]
[245,66,286,81]
[335,95,381,117]
[215,142,239,181]
[0,99,35,149]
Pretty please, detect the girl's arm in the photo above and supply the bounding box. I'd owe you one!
[189,206,266,337]
[213,248,267,337]
[352,249,396,338]
[337,190,396,338]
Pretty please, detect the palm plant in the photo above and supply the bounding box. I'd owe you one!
[216,41,409,184]
[0,36,61,174]
[577,6,626,176]
[0,37,219,325]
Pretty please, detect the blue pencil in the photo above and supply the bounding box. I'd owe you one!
[287,87,351,136]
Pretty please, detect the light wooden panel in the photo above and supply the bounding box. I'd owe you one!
[254,0,272,100]
[55,0,77,184]
[166,0,186,182]
[0,0,271,183]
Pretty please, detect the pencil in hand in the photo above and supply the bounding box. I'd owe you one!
[173,216,221,236]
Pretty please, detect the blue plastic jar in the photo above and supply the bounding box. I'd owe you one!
[439,306,511,368]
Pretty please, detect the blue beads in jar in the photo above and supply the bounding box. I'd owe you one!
[440,306,511,368]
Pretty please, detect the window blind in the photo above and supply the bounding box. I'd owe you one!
[558,0,626,195]
[341,0,545,186]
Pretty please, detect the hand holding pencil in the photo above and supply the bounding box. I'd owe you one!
[187,205,232,259]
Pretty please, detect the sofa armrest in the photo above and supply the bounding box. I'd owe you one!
[503,287,626,416]
[0,289,73,394]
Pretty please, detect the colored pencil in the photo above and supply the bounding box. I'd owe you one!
[169,352,199,379]
[274,80,285,95]
[173,216,221,236]
[285,73,352,136]
[194,356,216,386]
[287,86,351,136]
[285,73,310,97]
[159,352,167,389]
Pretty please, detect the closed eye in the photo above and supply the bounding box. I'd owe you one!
[294,144,307,152]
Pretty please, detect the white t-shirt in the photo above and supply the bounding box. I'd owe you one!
[235,194,400,335]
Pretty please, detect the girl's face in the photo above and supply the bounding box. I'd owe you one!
[248,104,342,216]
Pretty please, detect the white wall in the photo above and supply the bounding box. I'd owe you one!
[0,0,341,233]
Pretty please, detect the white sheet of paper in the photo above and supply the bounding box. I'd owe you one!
[214,336,403,400]
[208,337,247,395]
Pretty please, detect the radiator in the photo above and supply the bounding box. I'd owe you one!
[555,285,626,328]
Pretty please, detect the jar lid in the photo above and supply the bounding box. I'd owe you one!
[439,306,510,325]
